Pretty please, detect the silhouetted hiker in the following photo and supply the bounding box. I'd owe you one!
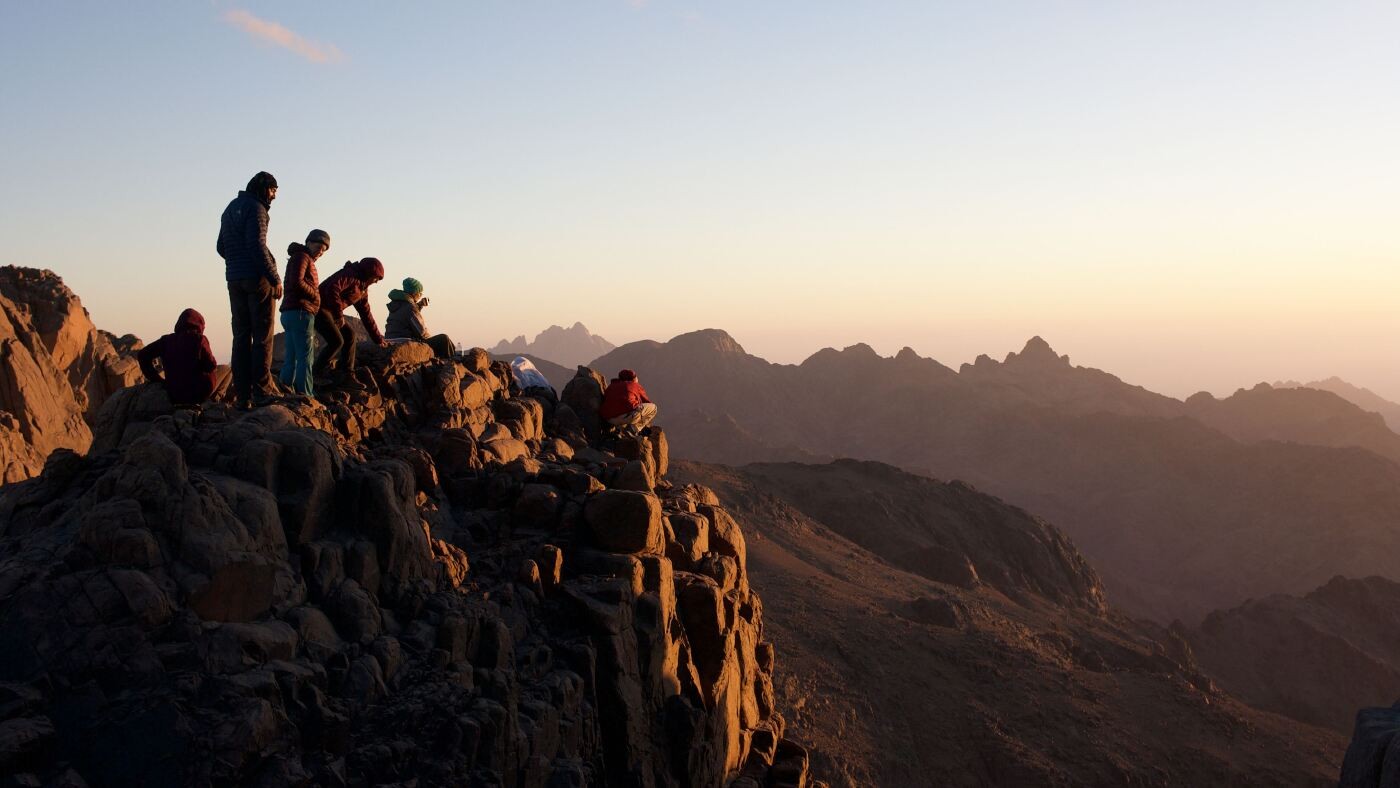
[314,257,387,390]
[217,171,281,409]
[279,229,330,398]
[136,308,219,406]
[599,368,657,436]
[384,277,455,359]
[511,356,557,405]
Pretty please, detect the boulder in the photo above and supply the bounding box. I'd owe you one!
[561,367,606,438]
[585,490,663,555]
[665,512,709,567]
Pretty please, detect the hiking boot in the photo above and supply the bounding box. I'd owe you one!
[336,375,367,393]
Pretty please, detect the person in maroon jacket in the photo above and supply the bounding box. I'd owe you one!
[278,229,330,397]
[313,257,387,390]
[598,369,658,436]
[136,308,219,405]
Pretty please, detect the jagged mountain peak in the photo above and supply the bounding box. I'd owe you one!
[488,321,615,368]
[1007,335,1070,366]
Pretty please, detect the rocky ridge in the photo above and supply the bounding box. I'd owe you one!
[0,338,807,786]
[672,460,1345,786]
[0,267,143,484]
[1184,575,1400,734]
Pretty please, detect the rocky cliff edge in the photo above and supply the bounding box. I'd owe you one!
[0,341,807,787]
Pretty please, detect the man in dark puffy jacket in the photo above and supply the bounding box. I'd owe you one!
[217,171,281,408]
[137,308,219,405]
[599,369,658,436]
[314,257,388,390]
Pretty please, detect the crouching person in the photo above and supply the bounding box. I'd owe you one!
[137,308,219,405]
[384,277,455,359]
[314,257,387,391]
[599,368,657,436]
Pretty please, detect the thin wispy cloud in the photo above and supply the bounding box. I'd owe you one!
[222,8,345,64]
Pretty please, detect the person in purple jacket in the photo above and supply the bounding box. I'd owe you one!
[136,309,219,405]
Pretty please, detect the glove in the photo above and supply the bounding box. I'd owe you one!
[420,297,429,308]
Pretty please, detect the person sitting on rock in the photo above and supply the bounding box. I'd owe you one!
[384,277,455,359]
[313,257,387,391]
[278,229,330,398]
[599,368,657,436]
[136,308,219,406]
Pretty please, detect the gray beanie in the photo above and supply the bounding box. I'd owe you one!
[306,229,331,247]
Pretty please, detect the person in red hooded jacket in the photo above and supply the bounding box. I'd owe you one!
[313,257,388,390]
[136,308,219,405]
[598,369,658,436]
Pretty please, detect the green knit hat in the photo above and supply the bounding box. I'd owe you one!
[402,277,423,296]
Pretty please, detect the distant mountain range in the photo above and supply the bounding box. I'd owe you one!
[490,322,614,368]
[1275,376,1400,432]
[591,329,1400,622]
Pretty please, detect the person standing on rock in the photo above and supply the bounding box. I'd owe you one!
[599,369,658,436]
[278,229,331,398]
[313,257,387,390]
[217,171,281,409]
[384,277,455,359]
[136,308,219,405]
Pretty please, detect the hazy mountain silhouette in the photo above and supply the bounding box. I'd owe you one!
[1186,383,1400,463]
[490,322,614,368]
[1275,376,1400,433]
[672,459,1344,786]
[594,330,1400,621]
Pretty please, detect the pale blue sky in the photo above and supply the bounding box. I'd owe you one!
[2,2,1398,398]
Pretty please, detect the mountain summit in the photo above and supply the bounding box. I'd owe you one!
[489,321,615,368]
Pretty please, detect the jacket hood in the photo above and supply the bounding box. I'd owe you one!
[351,257,384,282]
[287,242,307,256]
[175,308,205,335]
[386,299,414,313]
[617,369,637,381]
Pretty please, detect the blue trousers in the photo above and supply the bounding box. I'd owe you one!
[279,309,315,395]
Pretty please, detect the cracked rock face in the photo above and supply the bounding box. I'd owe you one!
[0,336,808,787]
[0,267,143,484]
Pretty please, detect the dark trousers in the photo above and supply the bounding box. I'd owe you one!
[228,278,276,399]
[427,333,455,359]
[313,309,356,376]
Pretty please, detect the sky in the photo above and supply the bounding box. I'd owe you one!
[2,1,1398,400]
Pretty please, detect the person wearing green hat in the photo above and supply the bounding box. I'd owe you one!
[385,277,454,359]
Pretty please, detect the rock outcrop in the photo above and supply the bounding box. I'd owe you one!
[0,343,806,786]
[0,267,142,484]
